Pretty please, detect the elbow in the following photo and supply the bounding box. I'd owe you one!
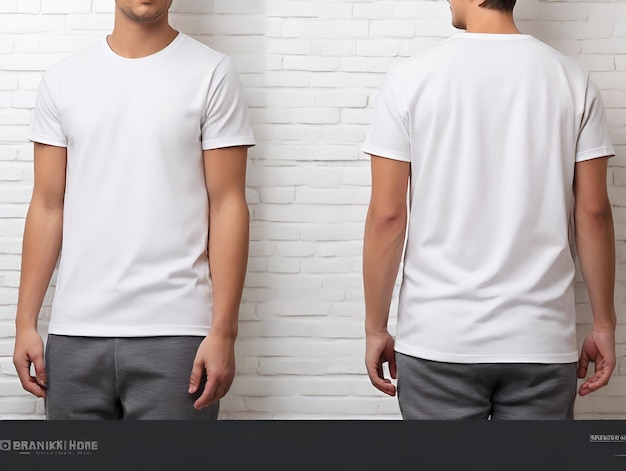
[211,194,249,218]
[366,204,407,232]
[29,193,64,215]
[243,205,251,225]
[576,200,613,223]
[575,199,613,230]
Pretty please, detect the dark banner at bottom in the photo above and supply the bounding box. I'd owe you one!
[0,419,625,471]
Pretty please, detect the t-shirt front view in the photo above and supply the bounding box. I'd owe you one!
[29,33,256,337]
[362,33,615,363]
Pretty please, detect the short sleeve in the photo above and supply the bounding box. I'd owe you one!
[361,72,411,162]
[576,77,615,162]
[28,76,68,148]
[202,56,256,151]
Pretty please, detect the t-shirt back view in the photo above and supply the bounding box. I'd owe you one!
[362,33,615,363]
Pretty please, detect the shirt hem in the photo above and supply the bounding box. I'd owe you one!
[575,146,615,162]
[47,324,212,337]
[395,342,579,364]
[361,144,411,162]
[202,136,256,151]
[27,133,68,148]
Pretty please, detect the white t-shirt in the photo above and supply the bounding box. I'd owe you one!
[29,33,256,337]
[362,33,615,363]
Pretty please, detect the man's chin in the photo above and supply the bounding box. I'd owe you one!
[126,10,166,22]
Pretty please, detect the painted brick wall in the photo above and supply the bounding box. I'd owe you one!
[0,0,623,419]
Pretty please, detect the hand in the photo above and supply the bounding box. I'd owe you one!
[13,328,47,398]
[365,330,397,396]
[577,327,616,396]
[188,333,236,409]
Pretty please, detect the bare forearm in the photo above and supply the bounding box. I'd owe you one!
[575,204,616,330]
[208,199,249,340]
[363,210,407,334]
[16,202,63,330]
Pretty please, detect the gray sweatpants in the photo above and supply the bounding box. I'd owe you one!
[396,353,578,420]
[44,335,219,420]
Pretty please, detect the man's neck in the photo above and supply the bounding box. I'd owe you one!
[107,10,178,59]
[465,10,521,34]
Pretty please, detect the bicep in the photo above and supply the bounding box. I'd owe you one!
[203,146,249,204]
[369,155,411,213]
[574,156,611,213]
[32,143,67,208]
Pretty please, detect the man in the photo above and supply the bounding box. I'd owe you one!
[13,0,255,420]
[362,0,616,420]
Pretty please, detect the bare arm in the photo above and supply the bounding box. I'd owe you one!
[573,156,617,396]
[363,155,410,396]
[188,146,250,409]
[13,143,66,397]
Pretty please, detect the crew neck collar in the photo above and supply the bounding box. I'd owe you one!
[453,32,533,40]
[102,32,184,63]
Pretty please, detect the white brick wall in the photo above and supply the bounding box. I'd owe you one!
[0,0,623,420]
